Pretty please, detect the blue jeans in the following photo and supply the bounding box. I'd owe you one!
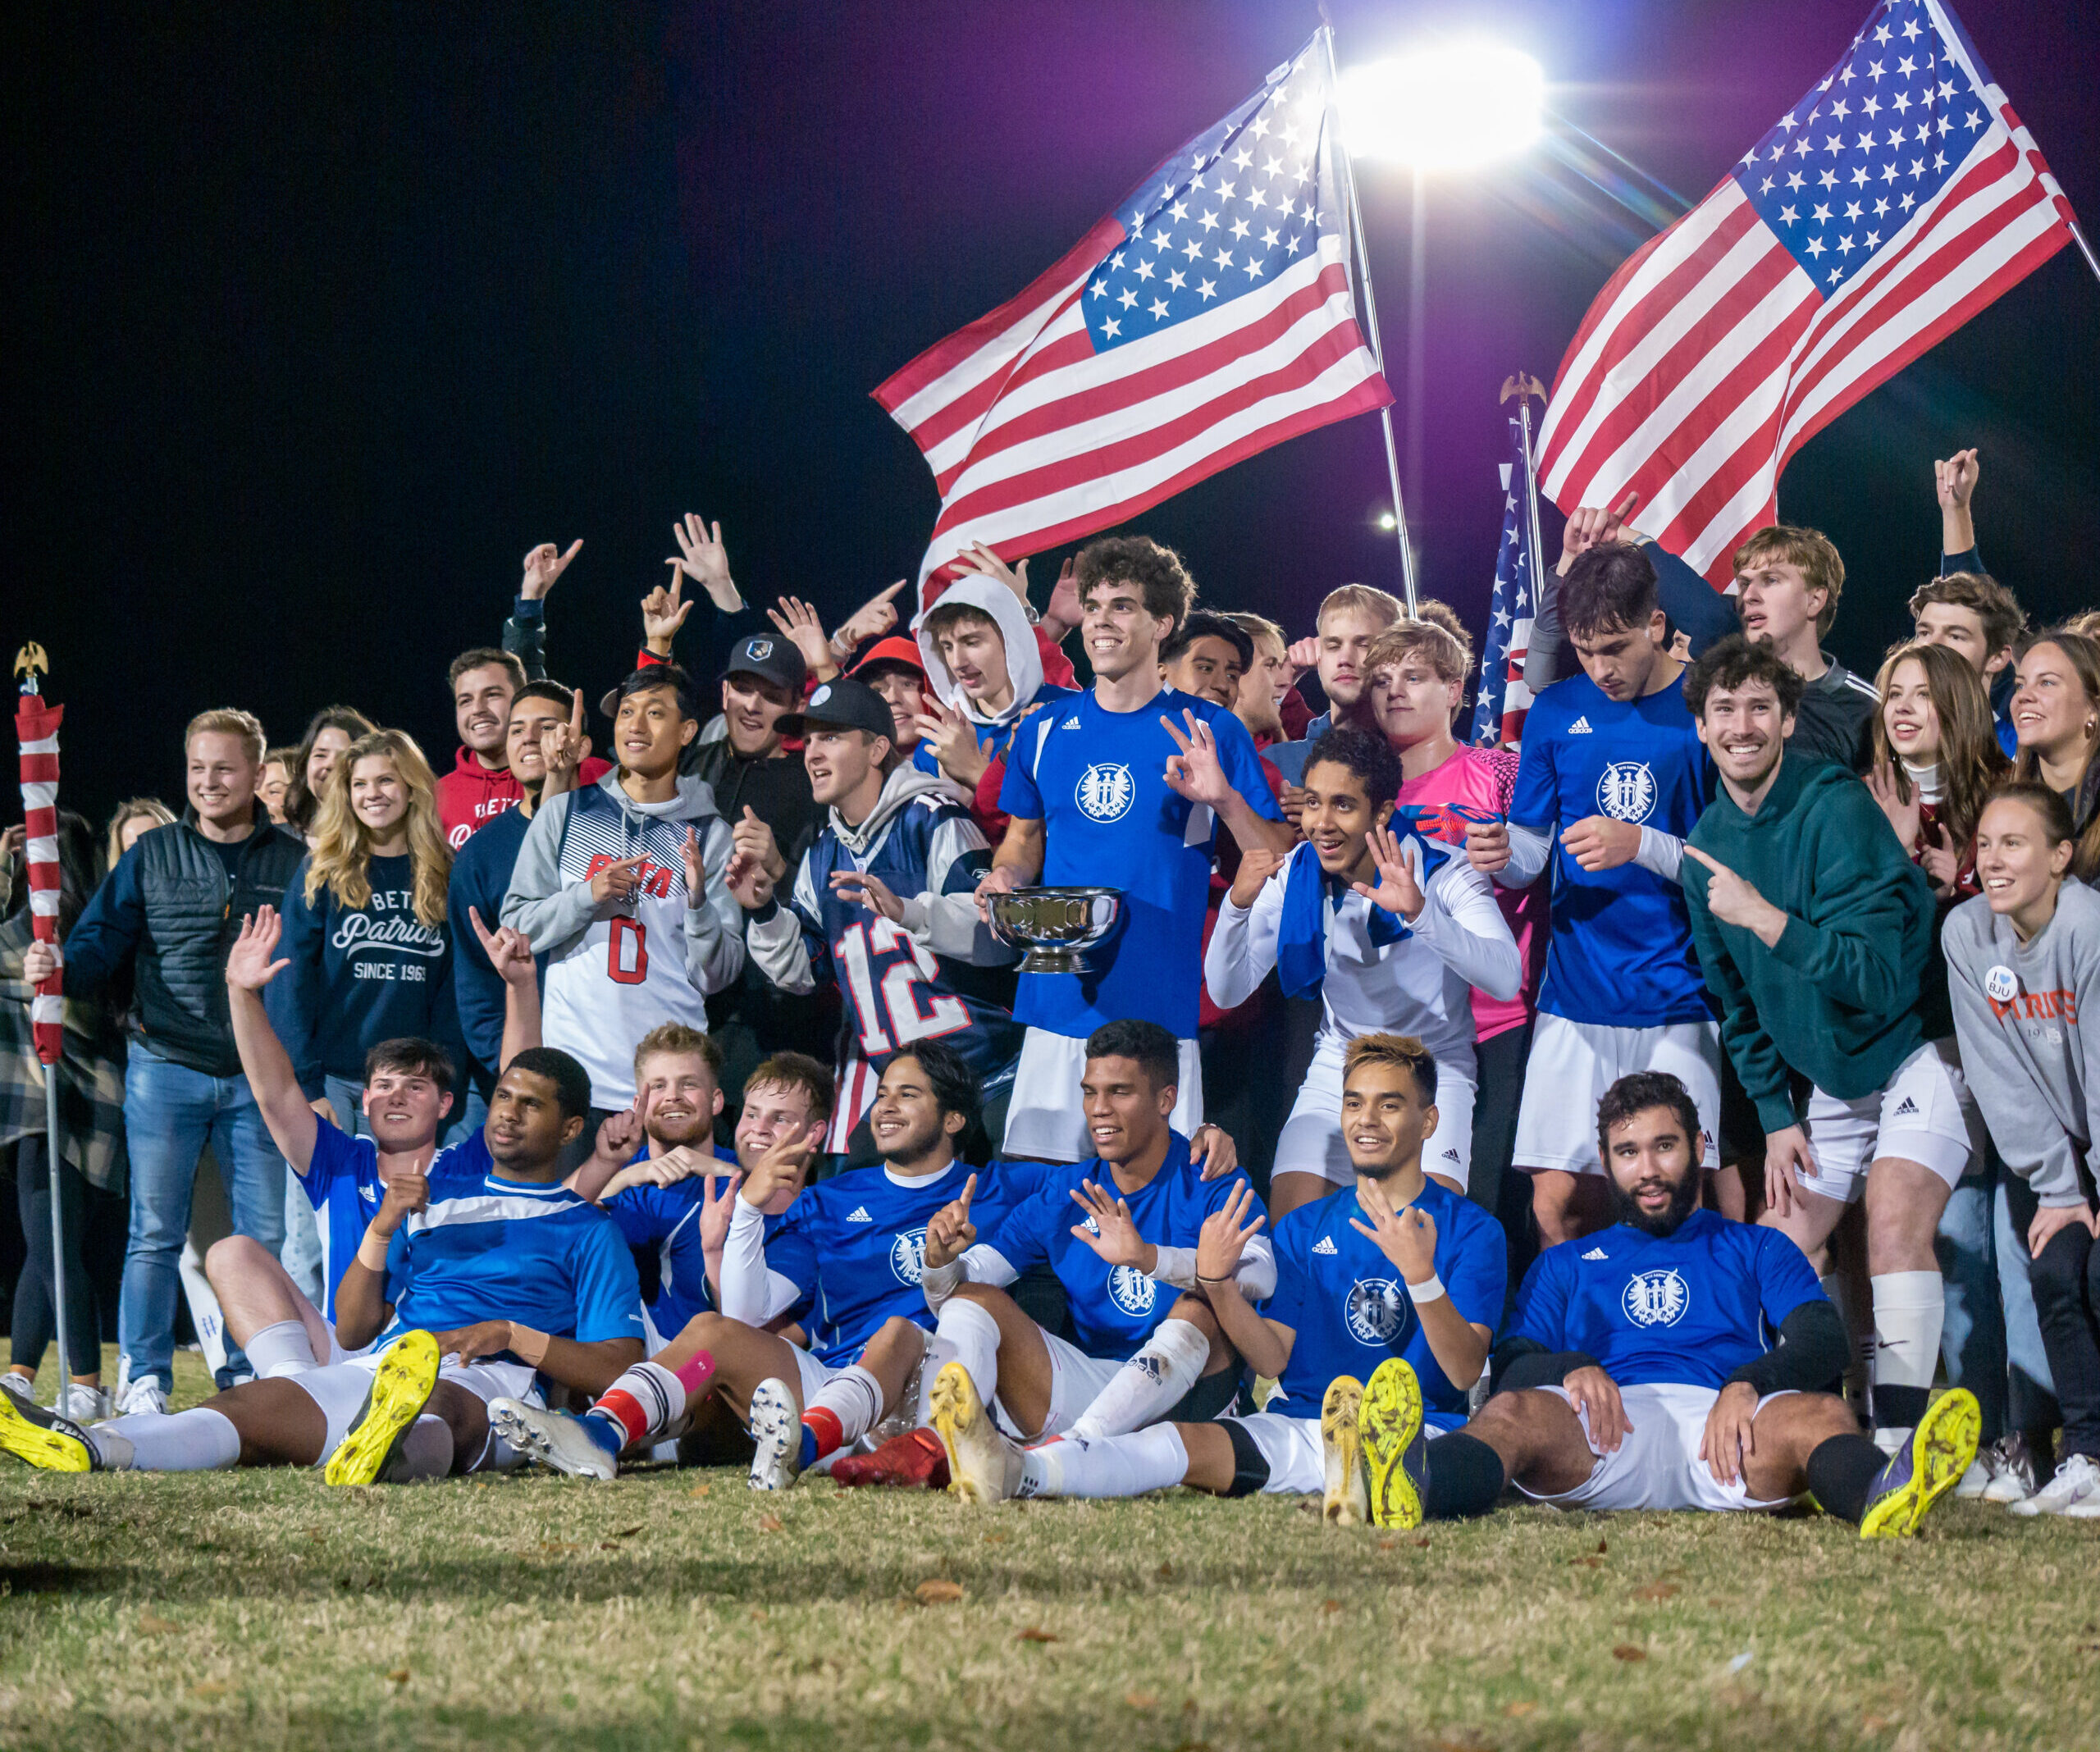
[1936,1170,2009,1443]
[120,1043,286,1391]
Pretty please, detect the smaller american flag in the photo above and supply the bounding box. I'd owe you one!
[1470,416,1541,749]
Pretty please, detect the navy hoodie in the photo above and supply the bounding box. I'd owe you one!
[447,805,541,1096]
[277,851,465,1097]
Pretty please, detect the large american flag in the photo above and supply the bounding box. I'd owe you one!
[1471,415,1541,748]
[874,32,1392,603]
[1536,0,2079,587]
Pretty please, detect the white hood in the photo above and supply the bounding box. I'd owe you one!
[915,577,1044,728]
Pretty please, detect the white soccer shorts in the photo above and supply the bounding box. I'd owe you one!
[1514,1381,1801,1513]
[1794,1038,1983,1203]
[1002,1026,1204,1161]
[1229,1409,1450,1495]
[291,1341,540,1471]
[1513,1012,1721,1175]
[1276,1038,1477,1192]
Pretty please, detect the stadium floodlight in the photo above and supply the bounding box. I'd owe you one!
[1338,44,1545,171]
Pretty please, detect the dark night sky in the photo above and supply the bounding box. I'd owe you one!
[6,1,2097,826]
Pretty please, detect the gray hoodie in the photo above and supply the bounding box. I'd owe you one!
[500,769,744,1104]
[1943,881,2100,1208]
[915,577,1045,728]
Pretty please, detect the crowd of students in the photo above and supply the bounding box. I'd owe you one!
[1,449,2097,1532]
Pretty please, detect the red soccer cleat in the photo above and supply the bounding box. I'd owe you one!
[831,1426,950,1490]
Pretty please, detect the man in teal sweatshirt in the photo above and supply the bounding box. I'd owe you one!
[1681,635,1980,1456]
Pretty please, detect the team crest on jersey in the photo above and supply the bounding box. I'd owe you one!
[1596,760,1657,824]
[1076,762,1137,823]
[1107,1264,1157,1316]
[1623,1267,1690,1327]
[1985,965,2018,1004]
[1344,1278,1407,1344]
[889,1225,929,1284]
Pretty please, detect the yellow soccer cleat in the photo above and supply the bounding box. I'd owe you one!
[0,1388,97,1473]
[1358,1357,1428,1531]
[928,1361,1019,1505]
[1860,1388,1981,1540]
[1320,1375,1368,1526]
[326,1330,441,1487]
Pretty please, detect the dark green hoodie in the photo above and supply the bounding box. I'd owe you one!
[1683,755,1934,1134]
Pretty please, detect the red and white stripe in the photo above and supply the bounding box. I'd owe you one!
[15,694,64,1065]
[876,228,1389,604]
[1537,13,2074,587]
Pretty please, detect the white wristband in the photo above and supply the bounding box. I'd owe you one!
[1404,1272,1446,1306]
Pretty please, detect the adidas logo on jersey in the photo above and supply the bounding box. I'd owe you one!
[1060,716,1082,730]
[846,1207,873,1223]
[1312,1235,1339,1255]
[1441,1147,1461,1162]
[1892,1096,1920,1117]
[1582,1247,1609,1260]
[1568,715,1594,733]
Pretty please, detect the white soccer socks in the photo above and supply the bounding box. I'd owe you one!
[1067,1317,1210,1440]
[1871,1270,1946,1450]
[1021,1424,1189,1499]
[935,1298,1002,1412]
[591,1353,715,1454]
[801,1364,885,1467]
[89,1407,241,1471]
[243,1319,320,1380]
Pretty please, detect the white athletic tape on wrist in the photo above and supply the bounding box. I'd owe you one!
[1404,1273,1446,1306]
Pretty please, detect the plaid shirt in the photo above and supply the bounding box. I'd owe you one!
[0,913,127,1192]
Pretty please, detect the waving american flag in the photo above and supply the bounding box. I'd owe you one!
[1537,0,2079,587]
[1471,414,1541,748]
[875,31,1392,604]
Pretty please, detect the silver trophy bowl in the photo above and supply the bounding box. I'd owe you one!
[986,886,1123,975]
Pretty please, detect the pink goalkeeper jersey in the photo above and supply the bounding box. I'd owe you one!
[1395,744,1545,1043]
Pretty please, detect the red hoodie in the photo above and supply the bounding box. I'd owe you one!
[437,745,609,850]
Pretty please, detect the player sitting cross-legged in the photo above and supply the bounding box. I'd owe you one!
[934,1034,1505,1512]
[488,1041,1037,1487]
[1347,1072,1979,1538]
[0,1046,646,1484]
[917,1020,1275,1496]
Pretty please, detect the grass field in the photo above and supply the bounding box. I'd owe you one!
[1,1350,2096,1751]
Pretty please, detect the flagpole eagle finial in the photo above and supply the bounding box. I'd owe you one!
[1500,373,1546,404]
[14,642,48,696]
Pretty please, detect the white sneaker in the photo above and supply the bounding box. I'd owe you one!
[55,1383,110,1423]
[1981,1433,2041,1504]
[116,1376,167,1418]
[746,1379,805,1492]
[2011,1451,2100,1517]
[0,1373,35,1405]
[486,1398,619,1481]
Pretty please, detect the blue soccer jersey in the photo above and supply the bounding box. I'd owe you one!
[1264,1179,1506,1430]
[979,1135,1262,1362]
[1509,669,1713,1027]
[998,686,1284,1039]
[764,1157,1034,1366]
[295,1118,491,1323]
[603,1146,748,1343]
[765,780,1023,1086]
[380,1175,645,1360]
[1506,1209,1824,1389]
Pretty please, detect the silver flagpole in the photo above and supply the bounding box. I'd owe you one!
[1319,24,1419,614]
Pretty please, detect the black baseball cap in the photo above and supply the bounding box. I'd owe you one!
[775,677,897,745]
[598,663,700,723]
[719,632,807,695]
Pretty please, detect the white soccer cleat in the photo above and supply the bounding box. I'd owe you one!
[2011,1452,2100,1518]
[487,1398,619,1481]
[746,1379,804,1493]
[928,1362,1021,1505]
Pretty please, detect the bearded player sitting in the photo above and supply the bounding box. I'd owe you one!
[1344,1072,1979,1538]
